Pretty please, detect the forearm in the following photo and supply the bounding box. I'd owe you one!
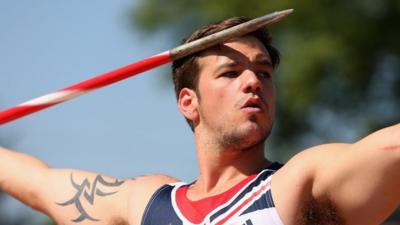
[0,146,136,224]
[0,146,49,211]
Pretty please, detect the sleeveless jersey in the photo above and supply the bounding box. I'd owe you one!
[141,162,284,225]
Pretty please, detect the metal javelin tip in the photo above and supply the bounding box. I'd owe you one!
[255,8,294,26]
[278,8,294,16]
[170,9,294,60]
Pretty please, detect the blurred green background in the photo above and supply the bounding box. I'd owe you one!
[1,0,399,224]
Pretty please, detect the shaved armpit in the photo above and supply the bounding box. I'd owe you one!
[57,173,125,223]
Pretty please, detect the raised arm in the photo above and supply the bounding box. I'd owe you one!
[271,124,400,225]
[312,123,400,224]
[0,147,177,225]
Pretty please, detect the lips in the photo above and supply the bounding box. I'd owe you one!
[241,97,265,112]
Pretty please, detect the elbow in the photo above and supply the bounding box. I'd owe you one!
[381,144,400,167]
[372,123,400,163]
[382,144,400,152]
[380,123,400,152]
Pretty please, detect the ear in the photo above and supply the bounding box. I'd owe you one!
[178,88,199,123]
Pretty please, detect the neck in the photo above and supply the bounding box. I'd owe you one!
[190,130,270,199]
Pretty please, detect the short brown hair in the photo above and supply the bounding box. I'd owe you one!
[172,16,280,130]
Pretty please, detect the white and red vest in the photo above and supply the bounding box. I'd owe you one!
[141,162,284,225]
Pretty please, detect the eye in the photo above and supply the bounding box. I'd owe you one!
[221,71,240,78]
[257,71,272,79]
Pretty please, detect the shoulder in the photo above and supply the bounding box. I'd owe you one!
[129,174,179,188]
[274,143,350,184]
[286,143,350,170]
[271,143,350,225]
[126,174,179,225]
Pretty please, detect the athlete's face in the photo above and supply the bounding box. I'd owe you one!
[194,36,276,150]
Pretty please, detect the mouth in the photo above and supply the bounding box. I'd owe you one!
[241,97,264,112]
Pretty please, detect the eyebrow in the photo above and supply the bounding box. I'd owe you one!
[254,55,272,66]
[215,61,239,72]
[214,53,273,74]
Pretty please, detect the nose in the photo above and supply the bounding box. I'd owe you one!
[240,69,262,94]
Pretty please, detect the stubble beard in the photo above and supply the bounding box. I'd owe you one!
[220,120,271,152]
[203,112,272,152]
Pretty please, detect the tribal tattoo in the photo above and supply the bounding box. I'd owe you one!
[57,174,125,223]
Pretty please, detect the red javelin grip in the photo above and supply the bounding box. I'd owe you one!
[0,52,172,125]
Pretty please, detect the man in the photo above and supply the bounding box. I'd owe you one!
[0,16,399,225]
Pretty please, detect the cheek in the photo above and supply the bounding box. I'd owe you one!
[201,90,229,113]
[264,82,276,114]
[266,80,276,97]
[199,81,232,106]
[269,85,276,103]
[197,89,235,124]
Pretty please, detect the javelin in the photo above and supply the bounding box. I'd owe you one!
[0,9,293,125]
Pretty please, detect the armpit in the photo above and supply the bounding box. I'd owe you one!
[300,197,344,225]
[109,216,129,225]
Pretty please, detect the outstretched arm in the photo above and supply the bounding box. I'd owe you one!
[313,123,400,224]
[0,147,177,225]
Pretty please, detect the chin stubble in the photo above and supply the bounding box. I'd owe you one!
[217,123,272,152]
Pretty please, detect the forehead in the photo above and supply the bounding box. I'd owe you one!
[197,36,271,68]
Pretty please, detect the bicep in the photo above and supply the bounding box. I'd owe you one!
[313,125,400,224]
[37,170,178,225]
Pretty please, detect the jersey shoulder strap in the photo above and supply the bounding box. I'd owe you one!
[141,182,185,225]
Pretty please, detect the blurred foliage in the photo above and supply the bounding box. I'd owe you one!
[131,0,400,221]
